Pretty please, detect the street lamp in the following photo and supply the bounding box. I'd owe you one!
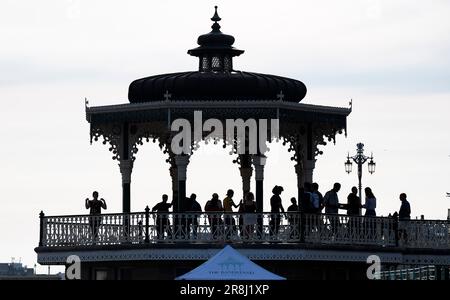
[345,143,375,202]
[368,156,376,174]
[345,155,353,174]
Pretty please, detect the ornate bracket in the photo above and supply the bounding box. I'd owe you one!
[281,134,305,162]
[312,123,344,159]
[90,123,122,160]
[129,122,173,164]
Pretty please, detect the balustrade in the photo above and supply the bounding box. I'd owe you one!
[38,212,449,249]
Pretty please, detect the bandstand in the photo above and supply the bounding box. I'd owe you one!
[86,6,349,214]
[35,7,450,280]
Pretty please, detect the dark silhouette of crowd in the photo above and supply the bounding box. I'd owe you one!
[84,183,412,242]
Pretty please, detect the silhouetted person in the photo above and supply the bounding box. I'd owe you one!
[311,183,324,213]
[324,183,341,214]
[391,211,400,246]
[288,197,299,212]
[299,184,313,214]
[205,193,223,239]
[397,193,411,243]
[223,189,240,239]
[223,189,240,211]
[242,192,257,240]
[287,197,299,239]
[298,185,314,242]
[399,193,411,220]
[362,187,377,238]
[186,193,202,239]
[270,185,285,237]
[343,187,361,235]
[362,187,377,217]
[346,187,361,216]
[152,194,173,240]
[324,183,341,234]
[85,191,107,241]
[305,182,323,233]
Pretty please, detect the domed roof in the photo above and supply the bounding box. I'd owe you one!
[128,71,307,102]
[128,6,307,103]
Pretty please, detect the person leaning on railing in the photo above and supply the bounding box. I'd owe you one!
[85,191,107,241]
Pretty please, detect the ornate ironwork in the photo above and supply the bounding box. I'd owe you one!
[282,135,303,162]
[312,123,343,159]
[128,122,173,164]
[38,212,449,249]
[90,123,122,160]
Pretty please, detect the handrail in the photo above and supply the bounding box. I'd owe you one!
[38,211,449,250]
[43,211,448,220]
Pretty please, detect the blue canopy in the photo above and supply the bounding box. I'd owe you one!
[176,245,285,280]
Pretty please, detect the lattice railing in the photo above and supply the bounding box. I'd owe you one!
[377,265,437,280]
[38,212,449,249]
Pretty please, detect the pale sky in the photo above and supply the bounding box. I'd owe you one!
[0,0,449,273]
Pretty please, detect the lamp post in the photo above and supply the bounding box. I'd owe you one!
[345,143,376,203]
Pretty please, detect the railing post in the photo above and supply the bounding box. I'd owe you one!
[145,206,150,243]
[39,211,45,247]
[299,212,305,243]
[122,213,130,243]
[394,215,399,247]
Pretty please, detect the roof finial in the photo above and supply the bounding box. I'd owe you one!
[211,6,221,22]
[211,6,221,31]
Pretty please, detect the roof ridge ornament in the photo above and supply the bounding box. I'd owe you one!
[164,90,172,101]
[211,6,221,23]
[211,6,221,31]
[277,90,285,102]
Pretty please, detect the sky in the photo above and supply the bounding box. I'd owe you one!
[0,0,449,273]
